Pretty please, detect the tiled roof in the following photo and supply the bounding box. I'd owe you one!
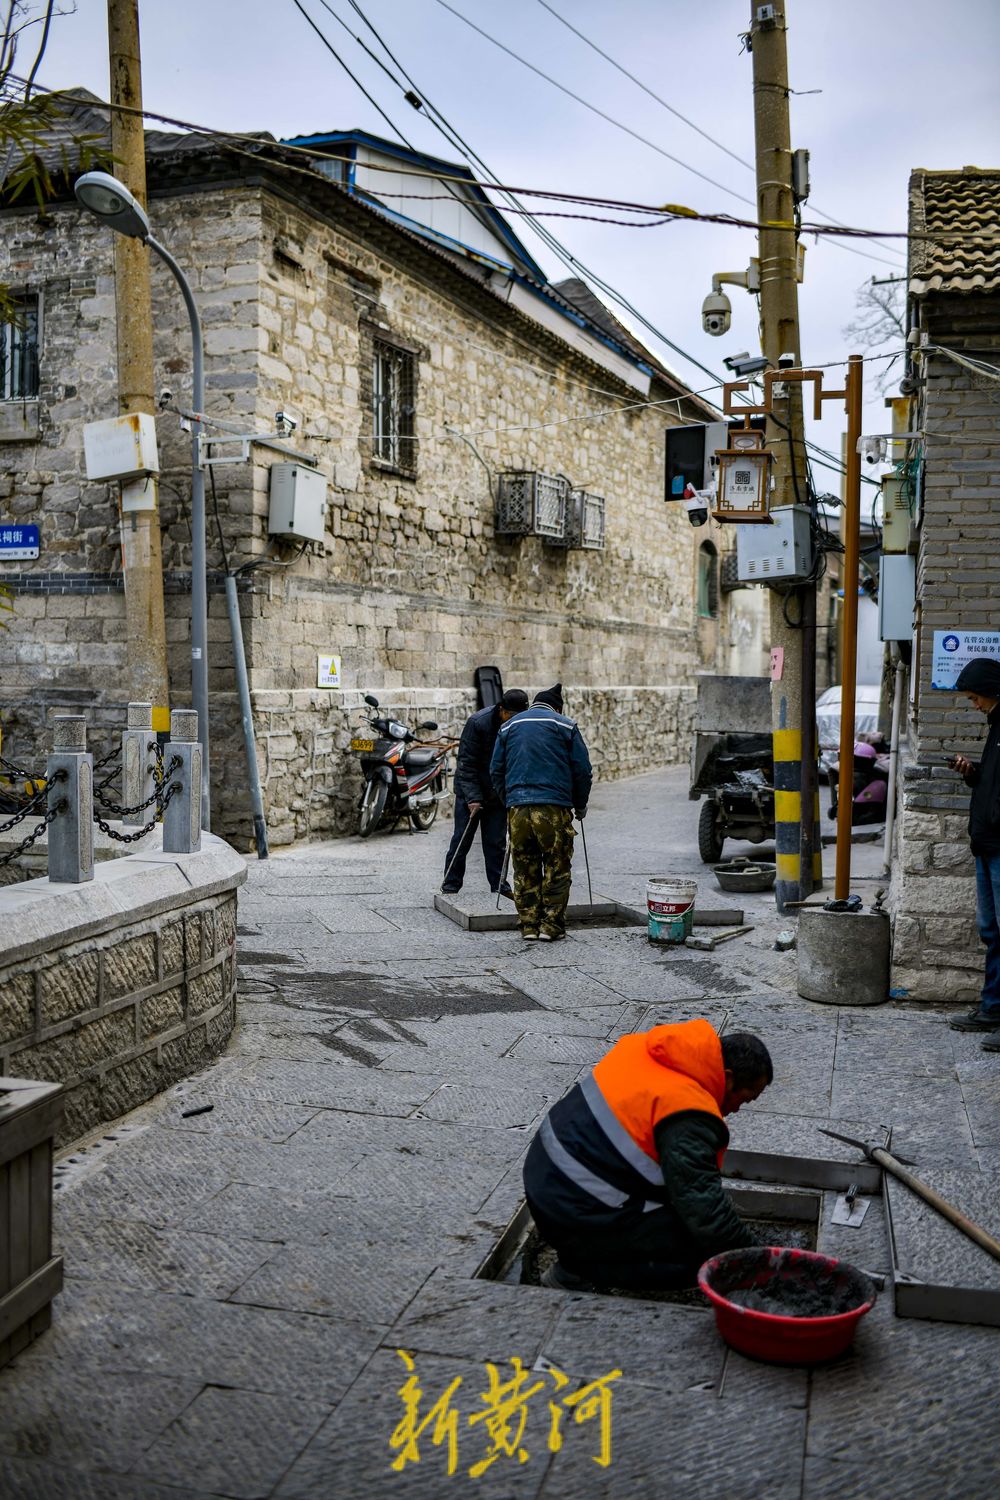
[908,167,1000,295]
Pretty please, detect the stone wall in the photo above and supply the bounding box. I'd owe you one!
[1,167,758,851]
[887,291,1000,1000]
[0,834,245,1144]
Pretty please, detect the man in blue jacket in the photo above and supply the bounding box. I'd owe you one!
[442,688,528,897]
[490,684,593,941]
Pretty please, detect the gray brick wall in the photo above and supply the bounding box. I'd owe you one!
[888,291,1000,999]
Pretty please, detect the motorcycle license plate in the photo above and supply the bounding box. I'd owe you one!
[351,737,375,752]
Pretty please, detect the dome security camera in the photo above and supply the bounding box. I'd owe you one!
[702,290,732,337]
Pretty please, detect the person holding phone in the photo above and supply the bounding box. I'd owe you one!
[949,658,1000,1046]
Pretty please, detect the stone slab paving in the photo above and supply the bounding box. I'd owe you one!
[1,766,998,1497]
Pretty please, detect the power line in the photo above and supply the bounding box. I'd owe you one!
[431,0,757,209]
[536,0,905,270]
[284,4,888,482]
[287,0,416,151]
[535,0,754,171]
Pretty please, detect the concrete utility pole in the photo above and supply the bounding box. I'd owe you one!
[108,0,170,734]
[748,0,819,911]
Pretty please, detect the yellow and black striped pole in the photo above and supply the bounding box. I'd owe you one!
[773,728,824,910]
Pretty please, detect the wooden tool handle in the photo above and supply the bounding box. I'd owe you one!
[872,1149,1000,1263]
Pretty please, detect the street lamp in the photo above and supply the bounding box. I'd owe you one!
[74,170,210,828]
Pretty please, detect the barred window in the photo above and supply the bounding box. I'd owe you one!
[697,541,719,618]
[372,339,415,472]
[1,296,39,402]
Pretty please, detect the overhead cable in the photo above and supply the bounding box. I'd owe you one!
[535,0,904,269]
[431,0,757,209]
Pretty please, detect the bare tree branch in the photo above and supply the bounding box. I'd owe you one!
[843,277,907,394]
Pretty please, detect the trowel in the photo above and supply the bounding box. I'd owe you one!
[831,1182,870,1228]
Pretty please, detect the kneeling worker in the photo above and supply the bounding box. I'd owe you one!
[524,1019,772,1291]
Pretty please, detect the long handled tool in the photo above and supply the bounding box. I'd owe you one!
[440,807,481,894]
[578,817,593,905]
[818,1126,1000,1265]
[495,834,512,910]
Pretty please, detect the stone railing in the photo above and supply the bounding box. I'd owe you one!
[0,830,246,1145]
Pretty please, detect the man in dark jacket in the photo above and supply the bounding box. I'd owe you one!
[949,658,1000,1045]
[489,684,593,941]
[524,1020,772,1292]
[442,689,528,897]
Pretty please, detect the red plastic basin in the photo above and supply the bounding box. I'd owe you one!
[698,1246,877,1365]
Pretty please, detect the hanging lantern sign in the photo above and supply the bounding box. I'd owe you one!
[713,427,773,523]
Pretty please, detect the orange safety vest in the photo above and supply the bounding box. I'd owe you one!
[591,1018,727,1169]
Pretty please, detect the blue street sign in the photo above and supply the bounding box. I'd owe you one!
[0,524,39,560]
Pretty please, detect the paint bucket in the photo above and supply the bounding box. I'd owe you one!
[646,877,697,944]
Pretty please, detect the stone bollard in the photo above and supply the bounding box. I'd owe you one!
[162,710,202,855]
[122,702,156,827]
[47,715,95,884]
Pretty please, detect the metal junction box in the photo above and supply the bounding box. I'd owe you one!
[734,505,812,582]
[878,553,916,641]
[267,463,328,543]
[83,412,159,482]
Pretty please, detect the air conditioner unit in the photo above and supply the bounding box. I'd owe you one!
[495,471,569,541]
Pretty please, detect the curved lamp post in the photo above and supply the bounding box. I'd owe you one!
[75,170,210,828]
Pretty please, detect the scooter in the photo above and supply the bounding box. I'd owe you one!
[351,695,456,837]
[827,739,890,826]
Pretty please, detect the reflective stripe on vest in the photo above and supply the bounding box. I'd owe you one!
[539,1118,629,1209]
[579,1070,663,1186]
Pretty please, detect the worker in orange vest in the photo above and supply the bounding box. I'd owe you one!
[524,1020,772,1291]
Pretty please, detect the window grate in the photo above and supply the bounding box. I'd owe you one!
[1,297,39,402]
[565,489,606,550]
[372,339,416,472]
[496,471,569,542]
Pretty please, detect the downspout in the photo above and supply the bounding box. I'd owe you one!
[881,646,906,876]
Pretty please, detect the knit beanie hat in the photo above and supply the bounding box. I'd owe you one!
[955,659,1000,698]
[534,683,564,712]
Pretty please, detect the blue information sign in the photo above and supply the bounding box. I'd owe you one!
[0,524,39,560]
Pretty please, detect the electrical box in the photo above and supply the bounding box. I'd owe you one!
[267,463,327,543]
[880,474,913,554]
[734,505,813,582]
[878,553,916,641]
[83,412,159,482]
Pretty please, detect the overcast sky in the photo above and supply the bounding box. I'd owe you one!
[33,0,1000,482]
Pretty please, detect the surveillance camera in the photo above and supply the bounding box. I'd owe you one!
[724,351,770,378]
[158,388,173,410]
[701,290,732,337]
[275,410,298,434]
[685,496,709,527]
[858,435,887,465]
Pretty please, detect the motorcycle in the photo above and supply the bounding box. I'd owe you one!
[827,738,891,826]
[350,694,456,837]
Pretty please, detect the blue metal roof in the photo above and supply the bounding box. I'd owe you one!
[282,129,546,281]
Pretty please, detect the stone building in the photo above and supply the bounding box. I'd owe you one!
[888,167,1000,1001]
[0,94,764,847]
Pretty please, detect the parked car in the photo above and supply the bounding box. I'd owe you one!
[816,684,882,778]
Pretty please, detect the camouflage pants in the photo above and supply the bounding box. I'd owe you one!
[508,806,575,937]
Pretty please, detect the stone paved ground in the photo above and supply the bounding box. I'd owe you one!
[1,767,998,1499]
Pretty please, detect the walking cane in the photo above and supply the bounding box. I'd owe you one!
[496,834,512,910]
[440,807,481,893]
[578,817,593,905]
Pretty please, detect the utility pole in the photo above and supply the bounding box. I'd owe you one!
[748,0,819,911]
[108,0,170,733]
